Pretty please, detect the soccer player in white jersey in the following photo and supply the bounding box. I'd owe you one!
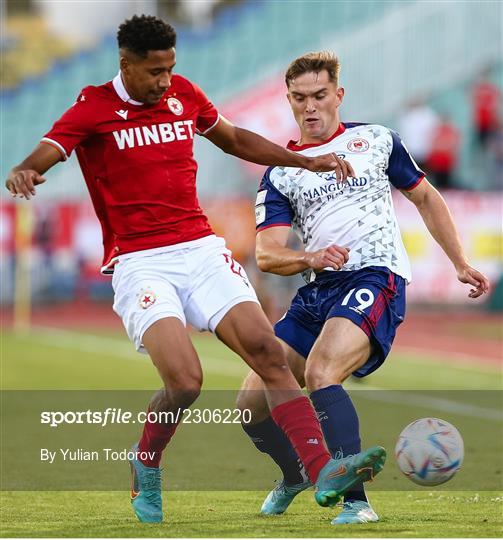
[5,19,391,524]
[237,51,489,525]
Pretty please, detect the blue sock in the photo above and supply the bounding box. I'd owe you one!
[242,416,307,485]
[310,384,367,502]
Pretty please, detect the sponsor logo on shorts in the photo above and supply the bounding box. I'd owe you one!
[139,290,157,309]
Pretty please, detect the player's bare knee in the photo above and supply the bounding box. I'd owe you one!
[305,359,344,392]
[243,335,289,380]
[254,361,291,387]
[243,333,284,363]
[251,340,288,376]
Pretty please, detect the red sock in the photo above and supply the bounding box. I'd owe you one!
[138,407,179,467]
[271,396,331,483]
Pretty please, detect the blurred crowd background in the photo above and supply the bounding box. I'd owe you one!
[1,0,502,324]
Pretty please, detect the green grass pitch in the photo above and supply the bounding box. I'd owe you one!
[1,326,502,537]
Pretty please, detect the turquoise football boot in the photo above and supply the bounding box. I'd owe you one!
[332,500,379,524]
[315,446,386,508]
[129,443,163,523]
[260,479,312,515]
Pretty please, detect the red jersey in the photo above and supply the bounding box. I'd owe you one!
[473,81,500,131]
[42,73,220,273]
[427,121,460,172]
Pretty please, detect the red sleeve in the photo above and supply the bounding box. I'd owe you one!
[41,87,96,160]
[191,82,219,135]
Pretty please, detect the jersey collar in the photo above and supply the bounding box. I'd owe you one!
[112,72,144,106]
[287,122,346,151]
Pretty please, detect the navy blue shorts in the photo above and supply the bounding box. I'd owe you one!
[274,266,406,377]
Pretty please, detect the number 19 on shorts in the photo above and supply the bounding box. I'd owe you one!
[341,288,375,312]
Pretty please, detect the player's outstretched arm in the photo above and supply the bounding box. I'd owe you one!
[6,143,61,200]
[256,226,349,276]
[205,115,355,178]
[400,179,489,298]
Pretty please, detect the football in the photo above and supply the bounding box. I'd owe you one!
[395,417,464,486]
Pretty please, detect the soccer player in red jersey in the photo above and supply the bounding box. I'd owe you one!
[472,68,501,149]
[5,16,386,523]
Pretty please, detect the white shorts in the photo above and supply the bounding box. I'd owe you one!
[112,235,259,353]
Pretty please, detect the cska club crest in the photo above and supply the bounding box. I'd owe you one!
[167,97,183,116]
[138,290,157,309]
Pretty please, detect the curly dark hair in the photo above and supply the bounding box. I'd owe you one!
[117,15,177,57]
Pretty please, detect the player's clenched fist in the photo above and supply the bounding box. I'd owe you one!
[304,245,350,271]
[5,169,46,200]
[305,153,355,180]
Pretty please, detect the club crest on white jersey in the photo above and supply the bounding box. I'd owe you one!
[347,137,369,152]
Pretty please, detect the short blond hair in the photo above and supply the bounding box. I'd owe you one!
[285,51,340,87]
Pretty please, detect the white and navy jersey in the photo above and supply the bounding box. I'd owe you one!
[255,123,425,283]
